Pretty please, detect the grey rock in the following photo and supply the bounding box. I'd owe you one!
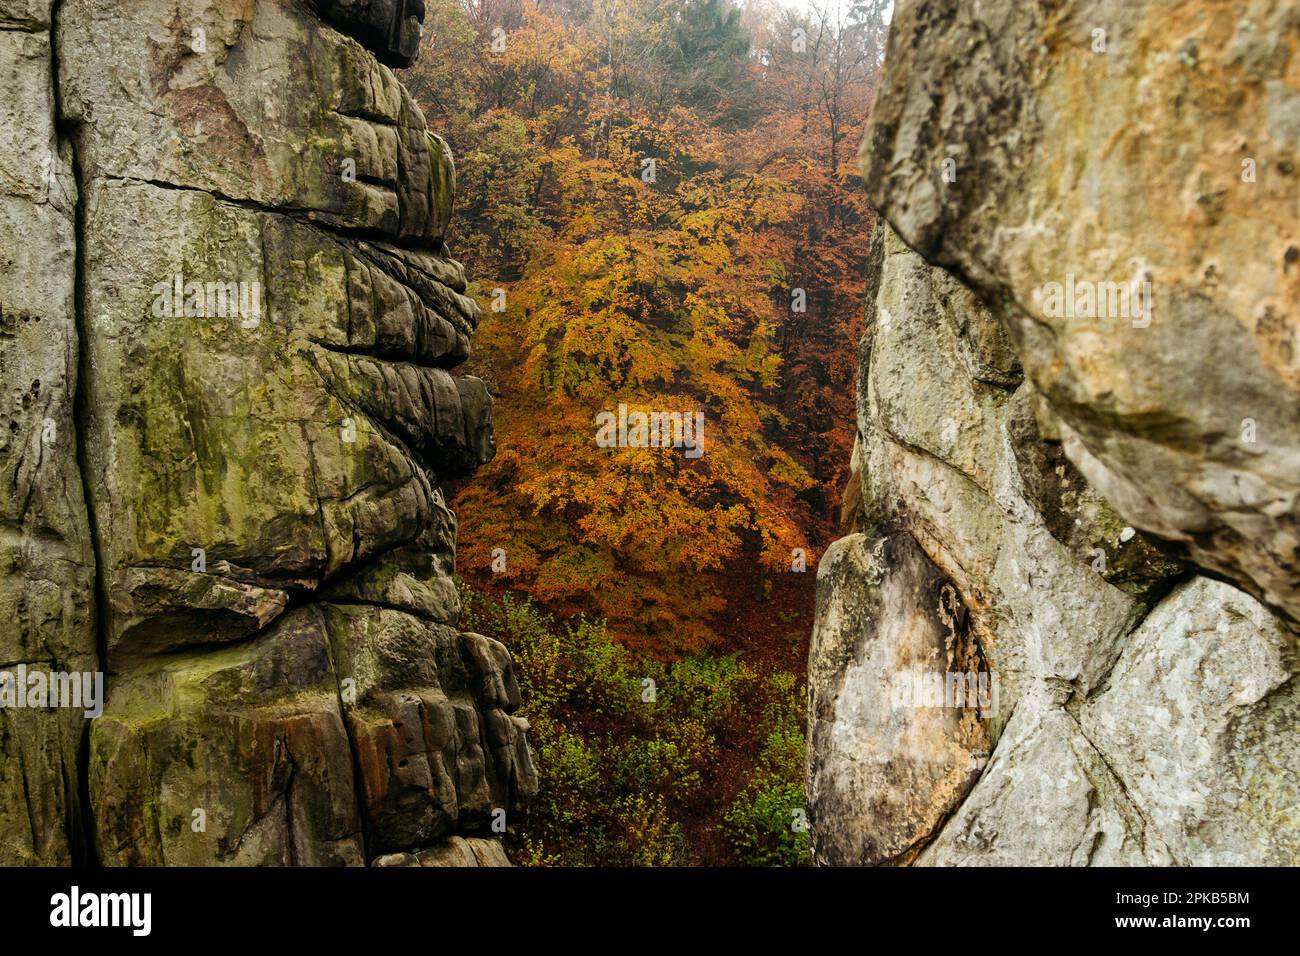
[1081,576,1300,865]
[808,532,990,866]
[811,214,1297,864]
[0,0,534,865]
[0,6,96,865]
[89,608,366,866]
[373,835,513,867]
[862,0,1300,630]
[917,691,1172,866]
[810,0,1300,867]
[321,604,536,854]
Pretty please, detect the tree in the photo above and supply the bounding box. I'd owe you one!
[660,0,753,116]
[412,0,877,652]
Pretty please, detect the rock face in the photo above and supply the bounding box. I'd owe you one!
[809,0,1299,866]
[866,0,1300,629]
[0,0,95,866]
[0,0,533,866]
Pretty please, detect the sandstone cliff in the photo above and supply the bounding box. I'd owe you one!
[0,0,534,866]
[809,0,1299,865]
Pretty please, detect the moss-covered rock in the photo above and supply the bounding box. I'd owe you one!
[0,0,531,865]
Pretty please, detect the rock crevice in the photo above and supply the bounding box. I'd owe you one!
[0,0,534,866]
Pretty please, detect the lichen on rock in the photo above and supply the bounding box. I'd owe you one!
[0,0,532,866]
[809,0,1300,867]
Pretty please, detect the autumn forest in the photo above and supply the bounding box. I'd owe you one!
[395,0,884,864]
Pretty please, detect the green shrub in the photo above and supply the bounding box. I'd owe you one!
[459,582,811,866]
[723,779,812,867]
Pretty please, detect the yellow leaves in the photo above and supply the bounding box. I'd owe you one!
[427,0,874,650]
[765,449,815,492]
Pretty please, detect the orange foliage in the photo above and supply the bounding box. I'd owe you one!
[412,0,880,653]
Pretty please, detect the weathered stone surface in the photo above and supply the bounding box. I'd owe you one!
[320,498,461,625]
[89,609,365,866]
[0,5,96,865]
[0,0,532,865]
[863,0,1300,630]
[811,221,1297,864]
[0,706,87,866]
[60,0,452,245]
[918,577,1300,866]
[1005,386,1189,599]
[1080,577,1300,865]
[107,567,289,661]
[807,532,989,866]
[322,605,536,853]
[71,177,487,635]
[372,835,512,867]
[811,0,1300,867]
[859,228,1153,710]
[0,0,47,30]
[917,691,1172,866]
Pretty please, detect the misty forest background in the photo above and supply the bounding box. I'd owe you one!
[405,0,886,865]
